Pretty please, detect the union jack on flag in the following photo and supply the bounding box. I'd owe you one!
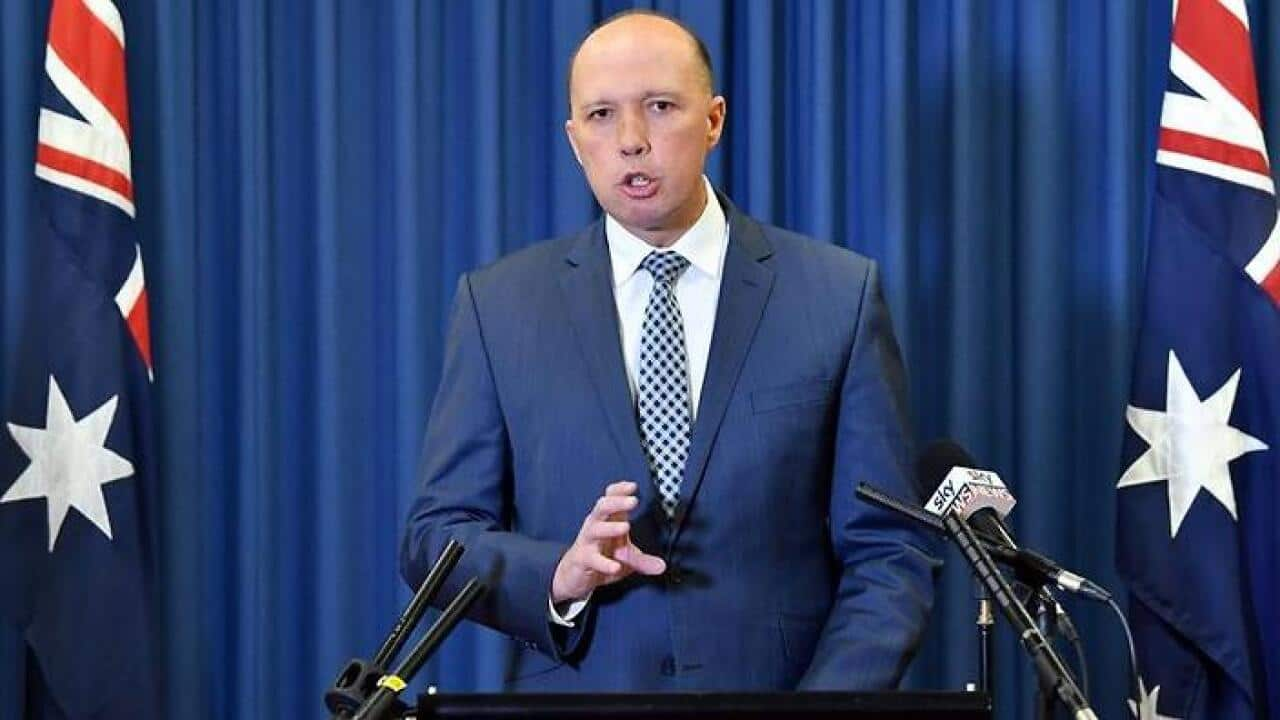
[0,0,159,717]
[36,0,152,367]
[1118,0,1280,718]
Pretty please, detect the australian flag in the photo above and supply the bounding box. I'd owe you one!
[0,0,159,717]
[1117,0,1280,718]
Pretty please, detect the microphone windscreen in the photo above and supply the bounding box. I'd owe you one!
[915,439,978,498]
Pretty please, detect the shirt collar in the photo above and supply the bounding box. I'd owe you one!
[606,176,728,288]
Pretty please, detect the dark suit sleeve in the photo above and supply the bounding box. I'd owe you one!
[797,261,943,690]
[399,274,583,660]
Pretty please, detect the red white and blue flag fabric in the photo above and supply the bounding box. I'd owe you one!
[0,0,159,716]
[1117,0,1279,718]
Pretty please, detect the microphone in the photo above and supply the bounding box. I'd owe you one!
[351,578,487,720]
[324,540,467,719]
[1003,546,1110,602]
[918,441,1109,601]
[855,482,1108,601]
[918,440,1016,523]
[373,539,464,667]
[917,441,1097,720]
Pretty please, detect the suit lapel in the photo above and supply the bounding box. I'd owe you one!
[557,223,655,514]
[669,203,775,550]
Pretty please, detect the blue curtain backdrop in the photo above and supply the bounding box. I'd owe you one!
[4,0,1280,717]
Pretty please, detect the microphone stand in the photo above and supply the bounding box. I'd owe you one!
[854,482,1100,717]
[1029,586,1087,720]
[1033,591,1057,720]
[975,582,995,698]
[942,512,1095,719]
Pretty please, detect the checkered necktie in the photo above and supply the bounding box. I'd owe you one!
[637,251,692,520]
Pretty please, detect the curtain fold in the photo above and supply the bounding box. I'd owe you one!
[4,1,1265,717]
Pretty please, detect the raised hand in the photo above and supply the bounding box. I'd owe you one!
[551,481,667,604]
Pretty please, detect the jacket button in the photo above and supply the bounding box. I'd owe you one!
[668,567,683,585]
[660,655,676,676]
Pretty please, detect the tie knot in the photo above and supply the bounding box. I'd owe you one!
[641,251,690,286]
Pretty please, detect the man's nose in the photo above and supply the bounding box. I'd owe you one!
[617,111,650,157]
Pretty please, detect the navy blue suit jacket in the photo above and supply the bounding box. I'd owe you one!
[401,195,940,691]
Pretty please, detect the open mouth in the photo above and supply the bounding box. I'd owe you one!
[619,172,659,198]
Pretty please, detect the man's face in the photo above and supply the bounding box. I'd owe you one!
[565,16,726,248]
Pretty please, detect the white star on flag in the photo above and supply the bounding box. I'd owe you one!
[2,375,133,552]
[1118,350,1267,538]
[1128,678,1181,720]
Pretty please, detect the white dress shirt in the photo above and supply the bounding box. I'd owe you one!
[550,176,730,626]
[607,176,728,418]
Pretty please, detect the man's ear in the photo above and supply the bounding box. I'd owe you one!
[706,96,727,148]
[564,119,583,165]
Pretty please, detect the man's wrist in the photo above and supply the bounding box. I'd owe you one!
[547,591,592,627]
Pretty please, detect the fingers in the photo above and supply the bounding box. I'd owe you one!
[588,493,638,522]
[614,543,667,576]
[588,481,638,523]
[552,545,623,602]
[579,544,662,580]
[583,519,630,541]
[554,484,646,602]
[582,550,623,576]
[604,480,637,496]
[553,540,665,603]
[556,480,665,603]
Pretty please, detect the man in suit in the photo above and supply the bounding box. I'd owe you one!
[400,10,939,691]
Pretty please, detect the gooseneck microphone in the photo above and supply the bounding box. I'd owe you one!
[1005,546,1109,602]
[917,441,1097,720]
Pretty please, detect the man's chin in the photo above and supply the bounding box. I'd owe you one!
[605,207,666,231]
[611,213,682,242]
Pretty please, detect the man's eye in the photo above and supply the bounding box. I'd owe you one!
[651,101,673,112]
[588,108,612,120]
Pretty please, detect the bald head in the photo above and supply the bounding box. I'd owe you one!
[567,11,714,107]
